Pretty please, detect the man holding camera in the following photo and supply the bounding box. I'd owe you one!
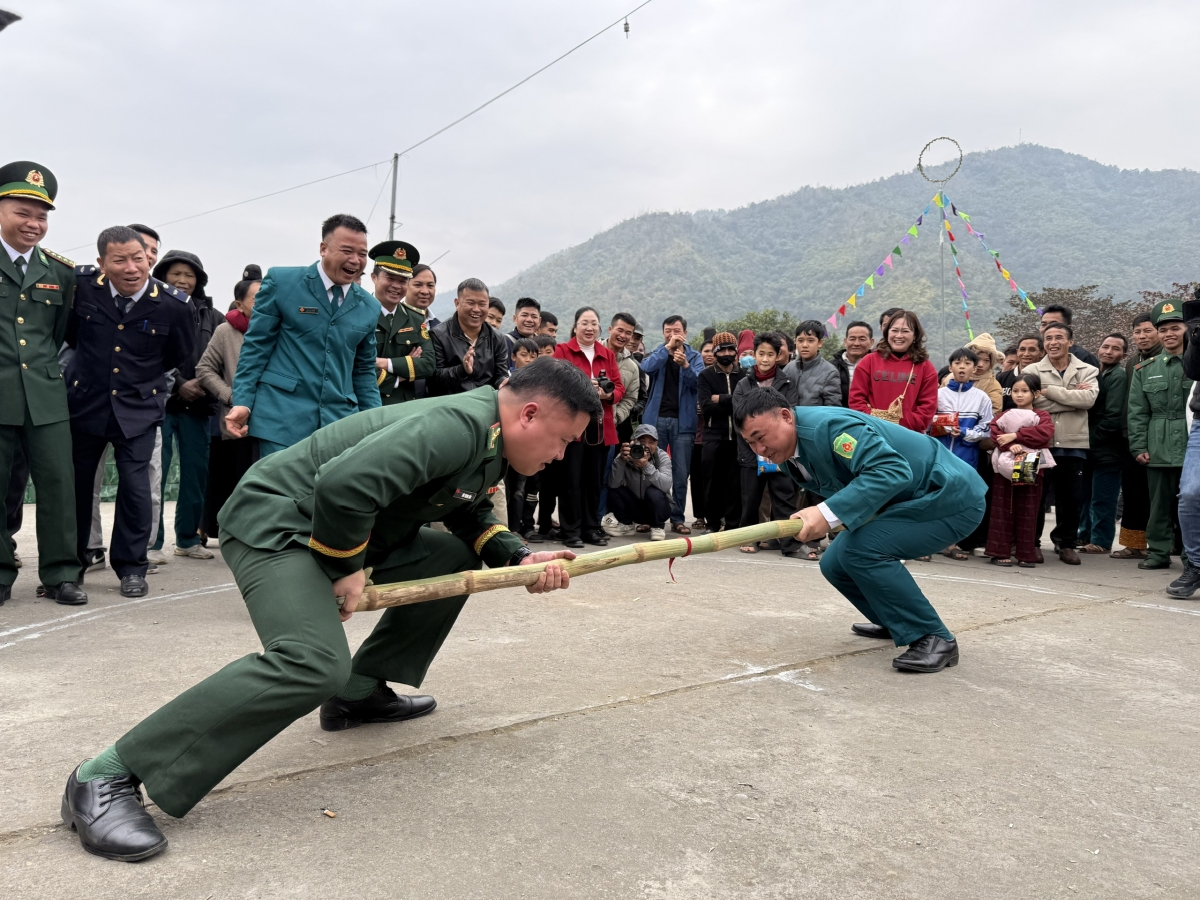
[604,423,673,541]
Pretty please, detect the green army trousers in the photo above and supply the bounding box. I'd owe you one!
[0,411,78,587]
[117,529,480,818]
[1146,467,1187,566]
[819,499,985,647]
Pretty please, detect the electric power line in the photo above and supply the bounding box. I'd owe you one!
[69,0,656,250]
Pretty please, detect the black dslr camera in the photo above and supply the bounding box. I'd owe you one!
[628,441,647,460]
[597,368,615,394]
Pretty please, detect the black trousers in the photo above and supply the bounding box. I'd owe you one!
[202,436,259,539]
[537,463,558,534]
[72,423,157,578]
[689,442,706,522]
[956,453,994,552]
[520,471,541,534]
[504,466,526,534]
[556,440,608,540]
[738,466,800,553]
[701,440,740,531]
[1120,453,1151,533]
[609,484,672,528]
[1036,454,1085,550]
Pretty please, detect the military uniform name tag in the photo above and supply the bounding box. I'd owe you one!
[453,488,477,501]
[299,306,319,314]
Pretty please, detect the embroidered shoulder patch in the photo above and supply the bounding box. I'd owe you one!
[420,321,430,340]
[833,432,857,459]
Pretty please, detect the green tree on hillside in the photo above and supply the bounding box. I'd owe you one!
[993,285,1152,354]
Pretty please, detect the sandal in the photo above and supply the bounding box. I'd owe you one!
[805,548,822,561]
[635,524,651,534]
[740,544,759,554]
[990,557,1013,567]
[672,523,692,535]
[941,547,969,561]
[1079,544,1107,554]
[1110,547,1147,559]
[1017,560,1036,568]
[690,519,706,532]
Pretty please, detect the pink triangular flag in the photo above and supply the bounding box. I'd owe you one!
[883,254,894,269]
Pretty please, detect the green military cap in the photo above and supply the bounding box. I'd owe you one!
[0,160,57,209]
[1152,298,1184,325]
[369,240,420,277]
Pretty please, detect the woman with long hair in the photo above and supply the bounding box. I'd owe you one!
[197,265,262,541]
[551,307,624,547]
[848,309,938,433]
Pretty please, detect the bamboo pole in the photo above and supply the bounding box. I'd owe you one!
[350,518,808,612]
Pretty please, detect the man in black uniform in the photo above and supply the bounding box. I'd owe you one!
[66,226,196,597]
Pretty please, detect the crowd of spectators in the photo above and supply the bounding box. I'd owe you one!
[3,169,1198,606]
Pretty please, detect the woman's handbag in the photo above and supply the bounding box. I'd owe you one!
[870,364,914,424]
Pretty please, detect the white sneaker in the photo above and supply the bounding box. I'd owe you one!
[147,551,169,565]
[650,527,666,541]
[174,545,215,559]
[972,547,987,558]
[603,516,636,537]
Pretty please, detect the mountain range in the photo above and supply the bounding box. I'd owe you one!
[491,144,1200,358]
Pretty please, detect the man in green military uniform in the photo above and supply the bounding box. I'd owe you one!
[0,161,86,605]
[60,358,599,861]
[735,389,986,674]
[370,240,433,404]
[1127,299,1195,571]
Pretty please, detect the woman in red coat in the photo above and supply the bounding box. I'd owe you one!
[552,307,624,548]
[848,309,938,433]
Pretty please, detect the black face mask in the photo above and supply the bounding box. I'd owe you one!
[632,351,644,362]
[715,353,736,367]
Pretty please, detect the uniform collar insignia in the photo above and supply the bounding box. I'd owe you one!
[488,422,501,450]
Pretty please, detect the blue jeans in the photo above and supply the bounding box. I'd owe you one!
[1078,460,1122,549]
[654,416,694,524]
[1178,420,1200,566]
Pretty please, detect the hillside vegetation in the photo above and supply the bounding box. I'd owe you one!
[494,145,1200,357]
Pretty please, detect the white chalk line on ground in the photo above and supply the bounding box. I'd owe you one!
[0,583,237,651]
[1124,601,1200,617]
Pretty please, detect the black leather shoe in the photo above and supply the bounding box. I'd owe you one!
[1138,558,1171,570]
[583,531,609,546]
[61,766,167,861]
[851,622,892,640]
[0,583,9,606]
[522,529,544,544]
[120,575,149,598]
[563,537,585,549]
[39,581,89,605]
[1166,563,1200,598]
[319,684,437,732]
[892,635,959,673]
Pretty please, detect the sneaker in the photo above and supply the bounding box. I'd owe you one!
[603,515,636,537]
[1166,563,1200,599]
[174,545,215,560]
[972,547,987,558]
[649,527,666,541]
[146,551,169,566]
[146,564,159,576]
[84,548,106,573]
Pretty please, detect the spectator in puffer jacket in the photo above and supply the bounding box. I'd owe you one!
[782,320,843,407]
[933,347,994,468]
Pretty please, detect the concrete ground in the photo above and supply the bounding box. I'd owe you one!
[0,502,1197,899]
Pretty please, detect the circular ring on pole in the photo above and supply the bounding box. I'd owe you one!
[918,137,963,184]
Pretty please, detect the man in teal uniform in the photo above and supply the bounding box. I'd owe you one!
[61,358,599,862]
[226,214,380,454]
[369,239,433,404]
[735,387,985,673]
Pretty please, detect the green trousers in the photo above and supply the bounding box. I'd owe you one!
[1146,467,1187,566]
[819,499,984,647]
[0,411,78,587]
[117,529,480,818]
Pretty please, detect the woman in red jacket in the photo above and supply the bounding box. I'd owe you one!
[552,307,624,548]
[848,309,938,433]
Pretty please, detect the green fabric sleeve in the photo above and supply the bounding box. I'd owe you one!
[820,423,913,532]
[1126,366,1149,457]
[444,495,524,568]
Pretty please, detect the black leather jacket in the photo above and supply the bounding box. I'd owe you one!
[428,316,510,395]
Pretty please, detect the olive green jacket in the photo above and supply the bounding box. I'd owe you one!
[1127,351,1193,467]
[376,301,434,405]
[218,386,523,580]
[0,245,74,426]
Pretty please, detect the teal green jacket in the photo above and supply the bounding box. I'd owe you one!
[232,263,381,448]
[219,387,523,581]
[785,407,985,531]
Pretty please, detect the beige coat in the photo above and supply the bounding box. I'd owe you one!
[1030,354,1099,449]
[195,321,244,439]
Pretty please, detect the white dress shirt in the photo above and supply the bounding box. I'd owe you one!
[317,264,347,307]
[0,235,34,272]
[110,279,150,306]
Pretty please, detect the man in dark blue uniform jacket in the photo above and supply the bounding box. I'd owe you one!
[66,226,196,597]
[735,387,986,673]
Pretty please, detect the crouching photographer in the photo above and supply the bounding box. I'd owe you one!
[604,424,673,541]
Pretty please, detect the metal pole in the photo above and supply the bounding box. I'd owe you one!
[939,232,946,358]
[387,153,399,240]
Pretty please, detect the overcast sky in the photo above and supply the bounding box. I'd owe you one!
[5,0,1197,314]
